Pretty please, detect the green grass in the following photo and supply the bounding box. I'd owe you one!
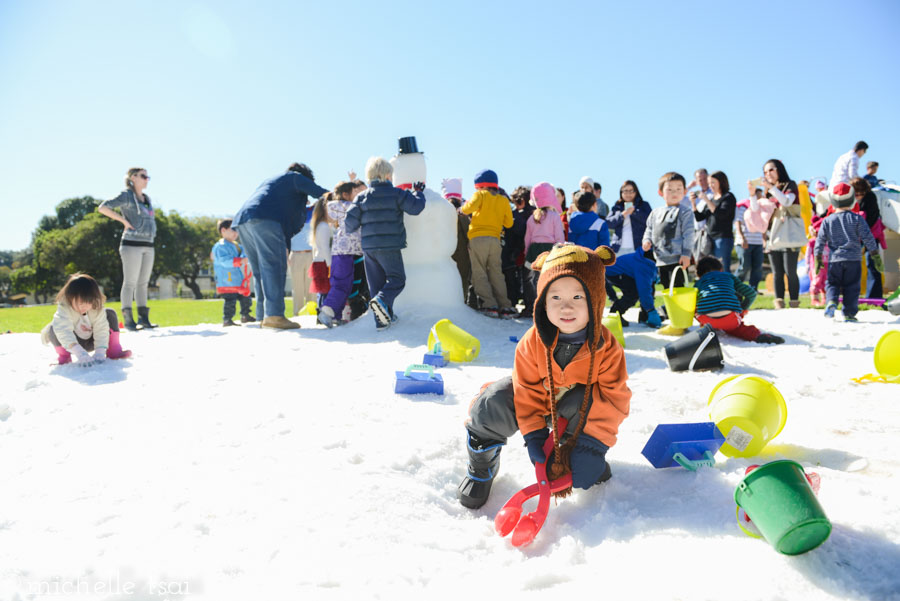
[1,288,879,333]
[0,298,309,333]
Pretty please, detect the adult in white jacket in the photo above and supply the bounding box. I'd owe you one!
[761,159,802,309]
[829,141,868,188]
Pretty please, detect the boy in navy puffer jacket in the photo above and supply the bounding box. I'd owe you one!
[345,157,425,330]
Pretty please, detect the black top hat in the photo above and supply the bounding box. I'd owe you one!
[398,136,420,154]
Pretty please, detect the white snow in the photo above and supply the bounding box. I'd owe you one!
[394,149,464,312]
[1,305,899,601]
[398,186,462,312]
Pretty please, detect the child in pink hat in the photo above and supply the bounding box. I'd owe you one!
[521,182,566,316]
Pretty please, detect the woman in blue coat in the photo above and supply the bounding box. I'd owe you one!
[606,180,651,255]
[604,181,657,326]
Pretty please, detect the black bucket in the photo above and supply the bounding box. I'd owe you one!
[887,297,900,316]
[664,324,724,372]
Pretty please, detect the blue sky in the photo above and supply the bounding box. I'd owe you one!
[1,0,898,251]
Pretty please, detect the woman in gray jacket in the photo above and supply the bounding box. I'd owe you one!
[98,167,158,330]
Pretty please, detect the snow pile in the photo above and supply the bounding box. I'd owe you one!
[1,305,899,600]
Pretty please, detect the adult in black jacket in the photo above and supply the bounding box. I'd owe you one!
[691,170,736,271]
[852,177,883,298]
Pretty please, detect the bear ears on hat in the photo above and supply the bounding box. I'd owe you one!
[531,243,617,272]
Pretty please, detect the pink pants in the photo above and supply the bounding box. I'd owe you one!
[806,240,828,295]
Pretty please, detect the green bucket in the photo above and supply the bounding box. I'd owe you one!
[734,460,832,555]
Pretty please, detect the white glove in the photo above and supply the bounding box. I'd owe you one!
[71,346,94,367]
[92,348,107,363]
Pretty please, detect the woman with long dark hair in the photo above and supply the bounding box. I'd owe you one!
[607,180,651,256]
[851,176,884,298]
[604,180,656,325]
[98,167,158,330]
[762,159,802,308]
[691,171,736,270]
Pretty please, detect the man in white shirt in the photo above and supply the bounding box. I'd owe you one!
[830,141,868,187]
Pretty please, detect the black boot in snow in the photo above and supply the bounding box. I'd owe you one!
[136,306,158,329]
[122,308,139,332]
[457,432,503,509]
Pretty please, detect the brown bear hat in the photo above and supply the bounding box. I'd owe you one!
[532,242,617,349]
[530,242,617,490]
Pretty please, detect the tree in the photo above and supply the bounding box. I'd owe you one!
[55,196,101,229]
[155,211,219,299]
[9,264,59,304]
[60,212,124,296]
[0,265,11,300]
[31,196,102,243]
[25,231,67,303]
[30,204,123,299]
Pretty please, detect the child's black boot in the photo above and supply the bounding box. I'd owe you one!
[457,432,503,509]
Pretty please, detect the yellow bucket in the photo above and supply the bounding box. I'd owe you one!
[874,330,900,383]
[602,312,625,348]
[708,375,787,458]
[297,301,318,316]
[427,319,480,362]
[662,266,697,329]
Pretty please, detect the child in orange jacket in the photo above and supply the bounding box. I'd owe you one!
[458,243,631,509]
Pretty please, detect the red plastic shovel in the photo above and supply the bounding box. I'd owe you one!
[495,419,570,547]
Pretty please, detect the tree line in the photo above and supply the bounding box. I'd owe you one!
[0,196,220,303]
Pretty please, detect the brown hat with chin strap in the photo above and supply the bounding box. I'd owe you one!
[529,242,617,491]
[531,242,617,350]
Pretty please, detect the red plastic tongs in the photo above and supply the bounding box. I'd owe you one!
[494,419,570,547]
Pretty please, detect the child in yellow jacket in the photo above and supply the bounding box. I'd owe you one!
[457,243,631,509]
[461,169,514,316]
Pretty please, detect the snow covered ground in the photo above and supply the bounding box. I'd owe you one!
[1,304,899,600]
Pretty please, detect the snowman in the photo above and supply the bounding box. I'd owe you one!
[390,136,463,313]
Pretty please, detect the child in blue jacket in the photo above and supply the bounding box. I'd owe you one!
[568,191,610,250]
[212,219,254,326]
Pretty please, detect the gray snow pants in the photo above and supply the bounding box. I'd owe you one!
[466,375,592,443]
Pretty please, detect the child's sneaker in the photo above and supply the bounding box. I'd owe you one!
[824,302,837,318]
[479,307,500,318]
[369,297,391,330]
[223,319,237,327]
[499,307,518,318]
[844,315,858,323]
[240,314,256,324]
[373,314,391,331]
[755,333,785,344]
